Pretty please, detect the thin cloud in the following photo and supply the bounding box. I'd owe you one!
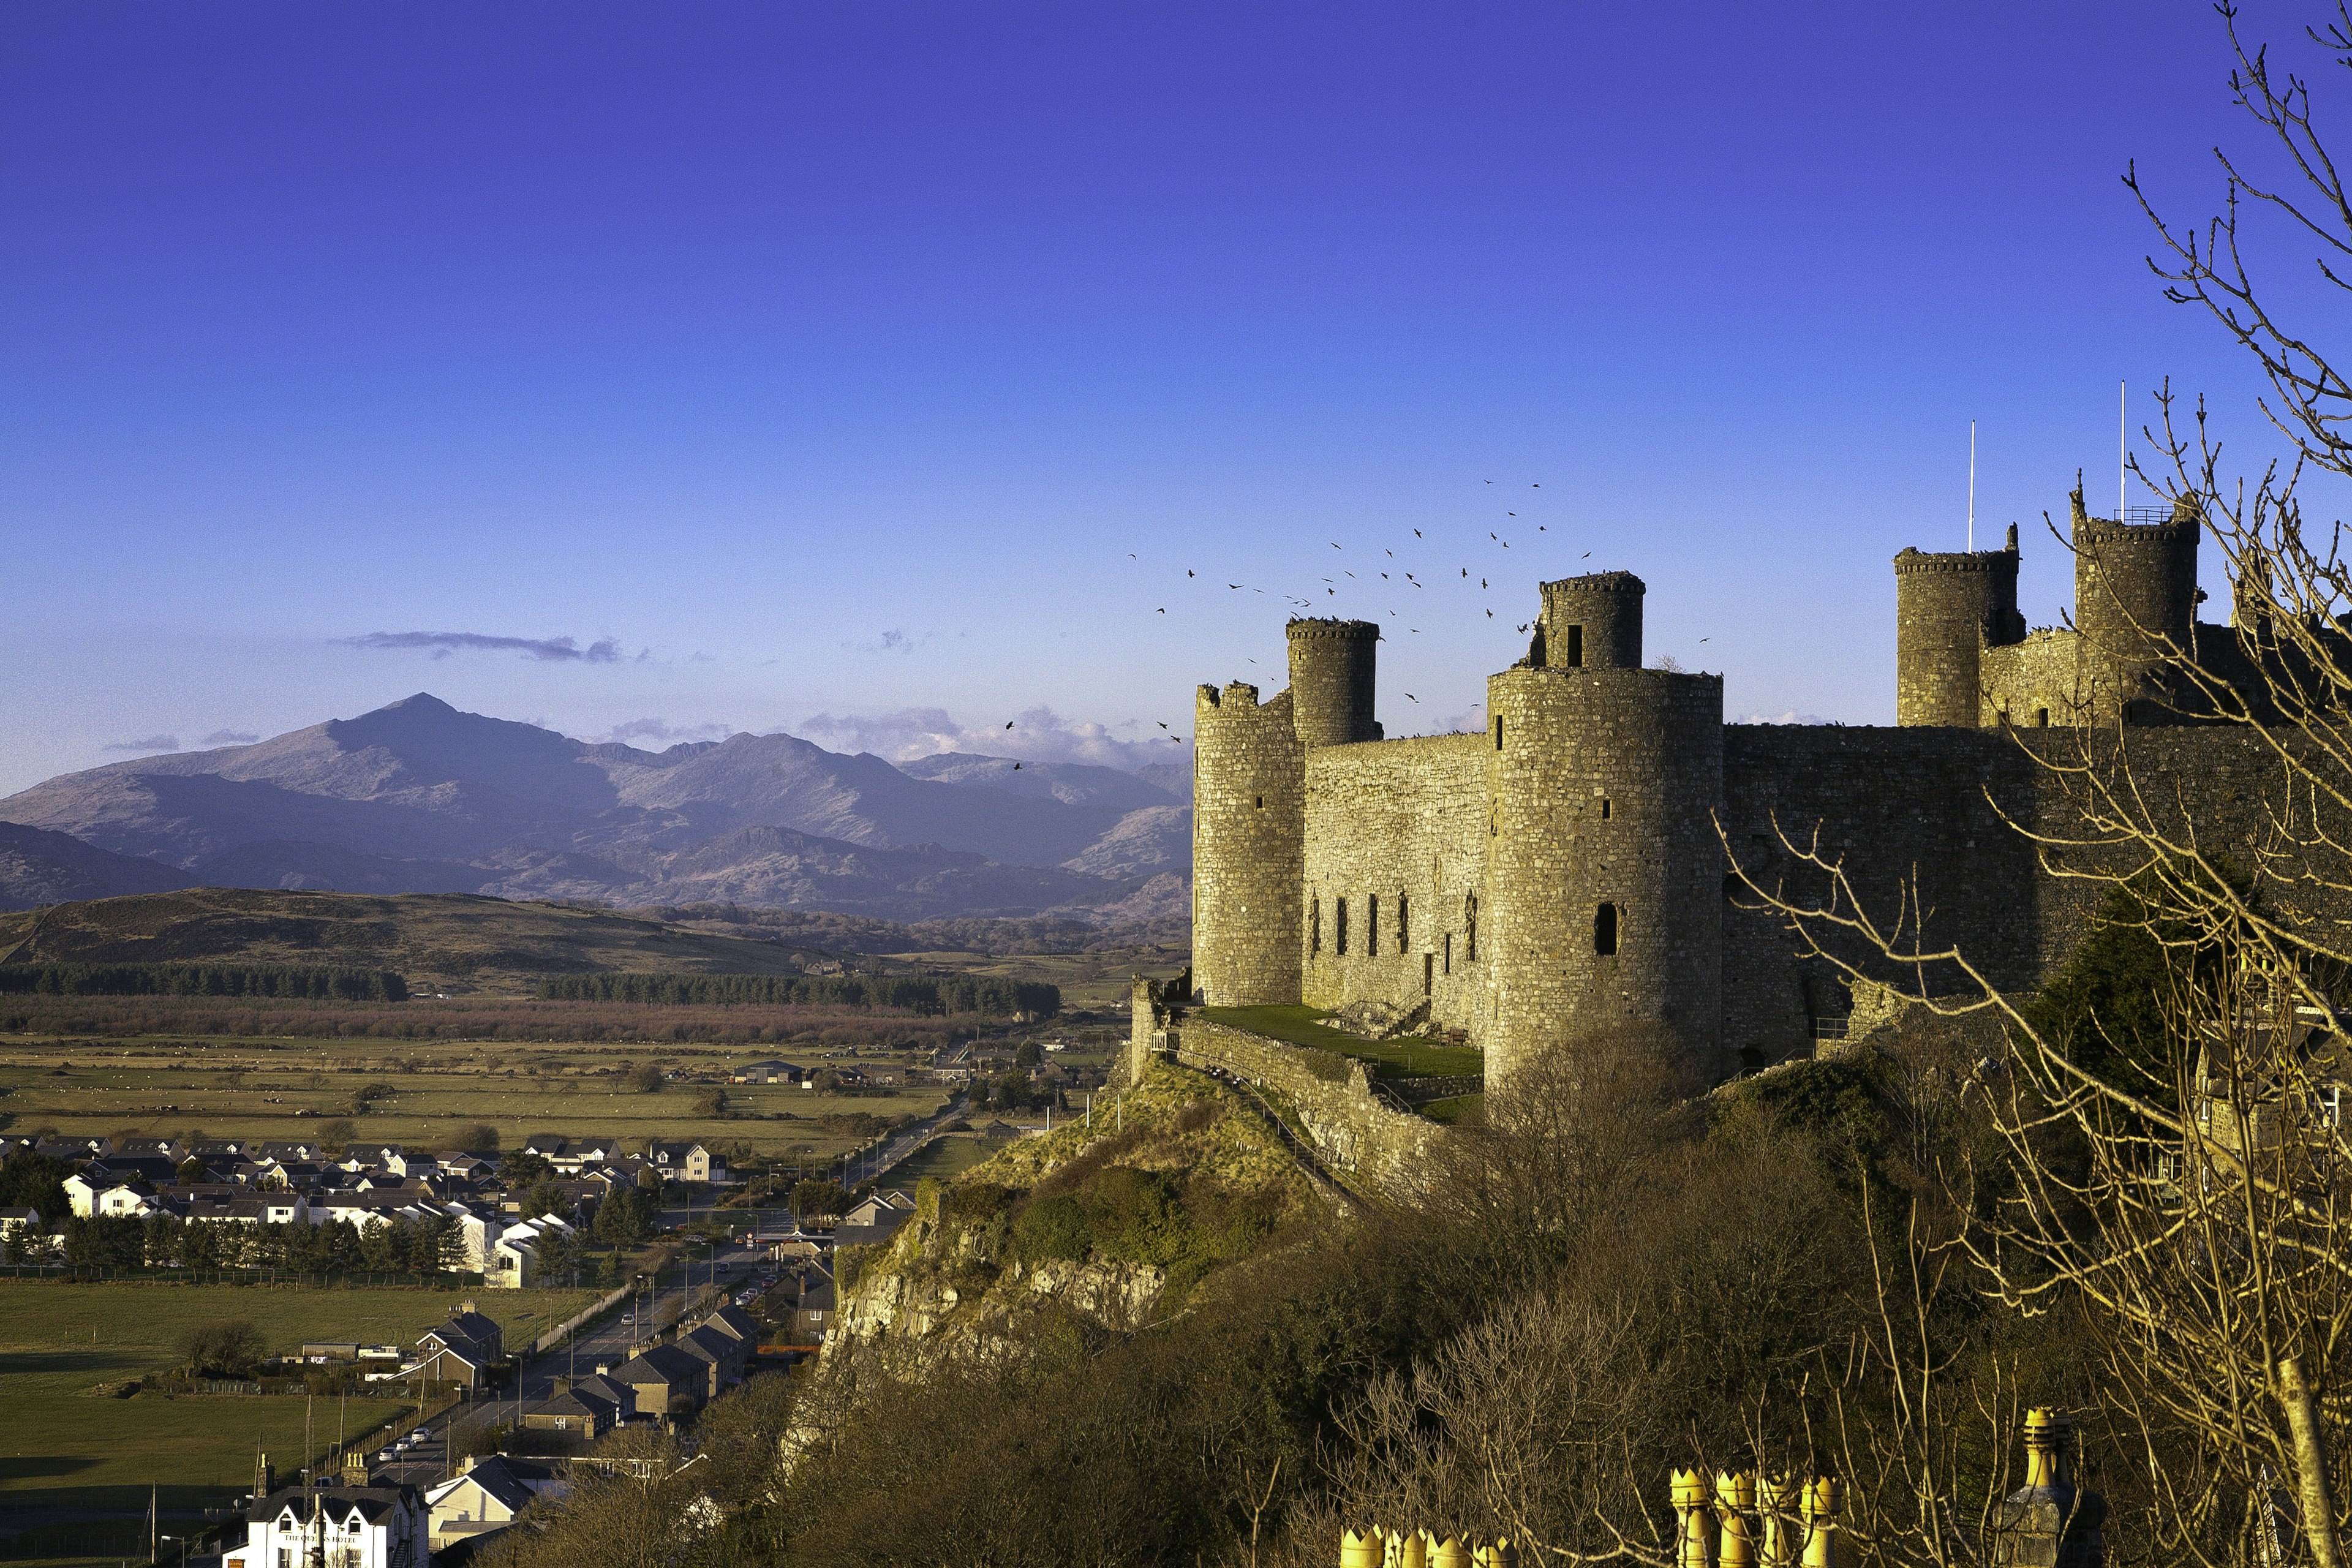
[104,734,181,753]
[794,706,1184,771]
[845,629,925,656]
[339,631,623,663]
[596,717,734,747]
[200,729,260,745]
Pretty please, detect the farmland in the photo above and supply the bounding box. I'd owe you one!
[0,1279,598,1512]
[0,1032,953,1164]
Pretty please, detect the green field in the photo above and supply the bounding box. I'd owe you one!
[0,889,821,998]
[0,1280,597,1510]
[0,1037,952,1163]
[884,1134,992,1186]
[1194,1005,1484,1079]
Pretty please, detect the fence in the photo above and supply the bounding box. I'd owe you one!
[0,1265,484,1287]
[533,1284,634,1354]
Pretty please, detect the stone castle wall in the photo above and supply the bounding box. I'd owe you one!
[1980,629,2082,728]
[1300,733,1493,1036]
[1893,545,2021,728]
[1483,665,1727,1085]
[1719,723,2352,1060]
[1191,682,1305,1006]
[1159,1012,1439,1199]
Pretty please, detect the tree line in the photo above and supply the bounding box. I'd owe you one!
[0,962,408,1001]
[535,971,1059,1017]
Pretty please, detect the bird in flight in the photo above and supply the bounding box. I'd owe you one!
[1508,512,1515,517]
[1414,529,1422,537]
[1157,608,1166,614]
[1406,693,1419,701]
[1157,721,1169,729]
[1700,638,1709,643]
[1012,762,1022,770]
[1129,552,1137,559]
[1005,721,1014,729]
[1486,609,1494,618]
[1188,570,1195,577]
[1582,552,1591,559]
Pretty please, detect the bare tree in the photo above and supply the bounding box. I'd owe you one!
[1718,12,2352,1562]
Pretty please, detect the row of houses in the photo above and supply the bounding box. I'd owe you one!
[2,1138,608,1286]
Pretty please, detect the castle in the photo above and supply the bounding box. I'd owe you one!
[1192,487,2321,1089]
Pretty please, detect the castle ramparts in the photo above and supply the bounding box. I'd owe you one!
[1190,494,2349,1091]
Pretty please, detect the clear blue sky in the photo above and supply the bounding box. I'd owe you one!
[0,1,2316,793]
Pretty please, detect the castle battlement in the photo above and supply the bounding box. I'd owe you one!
[1190,492,2333,1092]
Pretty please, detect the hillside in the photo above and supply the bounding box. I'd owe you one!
[0,888,820,995]
[0,821,197,911]
[0,695,1192,919]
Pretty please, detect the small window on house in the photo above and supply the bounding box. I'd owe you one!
[1397,894,1409,952]
[1336,898,1349,956]
[1594,902,1619,956]
[1599,797,1612,820]
[1566,624,1585,668]
[2035,708,2050,728]
[1367,895,1379,954]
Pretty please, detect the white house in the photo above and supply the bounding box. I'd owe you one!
[64,1173,157,1219]
[225,1482,426,1568]
[488,1213,575,1289]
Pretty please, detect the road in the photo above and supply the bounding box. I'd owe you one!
[421,1234,774,1467]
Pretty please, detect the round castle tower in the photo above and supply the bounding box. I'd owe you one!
[1481,576,1726,1092]
[1191,618,1382,1008]
[1286,618,1382,747]
[1537,571,1645,670]
[1190,680,1306,1006]
[2071,487,2199,723]
[1893,529,2023,727]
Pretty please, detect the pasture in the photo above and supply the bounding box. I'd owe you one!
[0,1033,952,1163]
[0,1280,597,1510]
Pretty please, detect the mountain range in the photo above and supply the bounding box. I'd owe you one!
[0,695,1193,921]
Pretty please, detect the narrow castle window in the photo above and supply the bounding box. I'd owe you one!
[1464,892,1477,962]
[1310,897,1321,956]
[1494,715,1504,750]
[1336,898,1349,956]
[2035,708,2049,728]
[1599,797,1612,820]
[1594,902,1619,957]
[1255,794,1265,809]
[1396,894,1409,952]
[1566,625,1585,668]
[1444,932,1452,975]
[1366,895,1379,954]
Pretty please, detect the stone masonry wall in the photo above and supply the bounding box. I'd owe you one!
[1720,723,2352,1062]
[1893,546,2021,728]
[1161,1014,1441,1200]
[1980,630,2084,728]
[1191,682,1305,1006]
[1483,665,1726,1087]
[1301,733,1493,1041]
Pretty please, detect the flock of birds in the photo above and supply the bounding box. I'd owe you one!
[1008,477,1632,749]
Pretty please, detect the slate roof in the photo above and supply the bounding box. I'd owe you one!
[247,1480,420,1523]
[613,1342,704,1390]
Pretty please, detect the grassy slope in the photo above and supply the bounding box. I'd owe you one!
[0,889,815,996]
[0,1281,599,1502]
[1193,1003,1483,1079]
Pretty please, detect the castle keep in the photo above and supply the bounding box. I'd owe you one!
[1194,488,2325,1089]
